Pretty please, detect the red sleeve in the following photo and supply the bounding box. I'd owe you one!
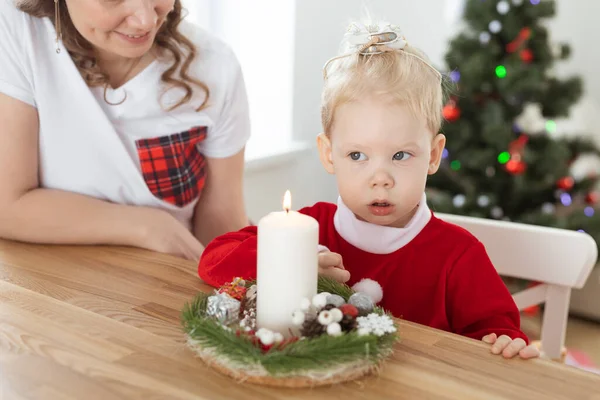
[446,241,529,344]
[198,204,331,288]
[197,225,258,288]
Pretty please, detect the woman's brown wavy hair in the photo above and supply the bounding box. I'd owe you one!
[18,0,209,111]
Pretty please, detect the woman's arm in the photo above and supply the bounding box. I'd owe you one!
[0,93,203,259]
[193,148,249,246]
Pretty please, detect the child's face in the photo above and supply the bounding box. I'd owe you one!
[318,95,446,228]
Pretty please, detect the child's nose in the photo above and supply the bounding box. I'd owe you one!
[370,170,394,189]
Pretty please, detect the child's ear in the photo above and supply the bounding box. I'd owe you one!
[428,133,446,175]
[317,133,335,174]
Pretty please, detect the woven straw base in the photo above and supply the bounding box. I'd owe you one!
[189,340,382,388]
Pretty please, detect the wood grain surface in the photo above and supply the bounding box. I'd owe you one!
[1,239,599,400]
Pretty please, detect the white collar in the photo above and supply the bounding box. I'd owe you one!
[333,193,431,254]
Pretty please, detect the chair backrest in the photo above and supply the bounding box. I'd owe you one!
[436,212,598,360]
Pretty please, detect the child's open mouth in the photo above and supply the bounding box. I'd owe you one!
[368,201,396,216]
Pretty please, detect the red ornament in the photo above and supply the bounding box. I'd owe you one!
[218,277,247,300]
[339,304,359,318]
[520,49,534,63]
[509,135,529,153]
[505,159,527,175]
[556,176,575,191]
[586,191,599,205]
[443,102,461,122]
[506,27,532,53]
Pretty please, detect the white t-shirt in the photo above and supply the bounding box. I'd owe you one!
[0,0,250,230]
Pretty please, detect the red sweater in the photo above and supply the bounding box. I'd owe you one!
[198,202,527,343]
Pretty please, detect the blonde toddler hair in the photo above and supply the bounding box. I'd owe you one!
[321,22,445,136]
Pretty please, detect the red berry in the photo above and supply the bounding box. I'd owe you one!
[339,304,359,318]
[261,343,273,353]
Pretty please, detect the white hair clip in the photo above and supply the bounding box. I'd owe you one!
[343,22,407,54]
[323,21,441,80]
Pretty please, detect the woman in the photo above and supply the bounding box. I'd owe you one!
[0,0,250,261]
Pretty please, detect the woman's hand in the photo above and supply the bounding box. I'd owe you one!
[138,208,204,261]
[318,251,351,283]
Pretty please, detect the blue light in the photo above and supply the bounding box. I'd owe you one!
[442,149,449,159]
[584,207,595,217]
[449,70,461,83]
[530,0,540,4]
[560,193,572,206]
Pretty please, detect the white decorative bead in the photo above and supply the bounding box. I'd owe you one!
[273,333,284,343]
[291,310,306,326]
[312,293,328,309]
[300,297,311,311]
[259,330,274,345]
[327,322,343,337]
[318,310,334,326]
[330,308,343,323]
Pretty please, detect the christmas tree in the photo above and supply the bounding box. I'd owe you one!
[427,0,600,253]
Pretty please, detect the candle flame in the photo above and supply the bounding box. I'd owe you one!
[283,190,291,213]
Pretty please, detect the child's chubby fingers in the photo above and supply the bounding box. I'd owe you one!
[319,266,351,283]
[482,333,497,344]
[318,252,344,269]
[490,335,513,355]
[519,344,541,359]
[501,338,527,359]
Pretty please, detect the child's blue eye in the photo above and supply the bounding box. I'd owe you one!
[349,152,367,161]
[393,151,411,161]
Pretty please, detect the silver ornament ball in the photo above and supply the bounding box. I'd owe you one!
[348,292,374,316]
[326,294,346,308]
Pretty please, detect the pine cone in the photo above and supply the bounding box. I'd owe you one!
[300,316,326,338]
[340,314,357,332]
[239,285,257,318]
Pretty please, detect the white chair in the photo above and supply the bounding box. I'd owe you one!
[436,213,598,360]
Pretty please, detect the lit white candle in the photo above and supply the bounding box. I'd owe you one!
[256,190,319,336]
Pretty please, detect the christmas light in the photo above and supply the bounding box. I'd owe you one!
[479,32,491,44]
[449,70,461,83]
[489,20,502,34]
[498,152,510,164]
[442,149,449,159]
[578,229,585,233]
[453,194,466,208]
[545,120,557,133]
[495,65,507,78]
[530,0,540,4]
[584,207,595,217]
[450,160,461,170]
[560,193,572,206]
[497,1,510,14]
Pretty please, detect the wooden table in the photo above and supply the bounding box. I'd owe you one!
[1,240,599,400]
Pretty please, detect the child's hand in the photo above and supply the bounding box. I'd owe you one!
[482,333,540,359]
[318,251,351,283]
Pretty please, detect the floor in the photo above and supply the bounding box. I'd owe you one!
[521,313,600,368]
